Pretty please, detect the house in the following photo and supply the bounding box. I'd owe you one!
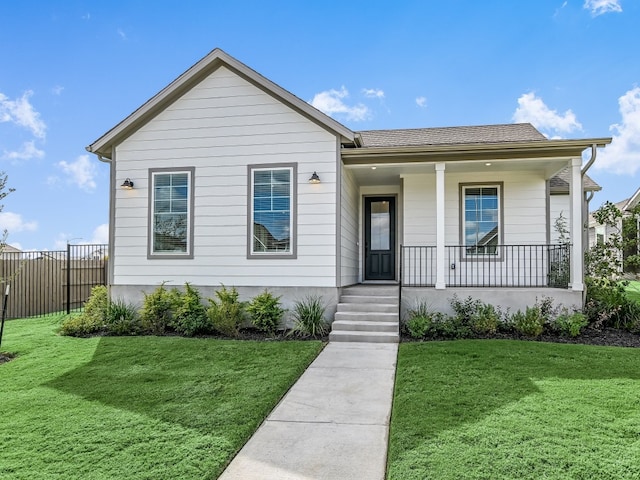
[87,48,611,338]
[588,187,640,248]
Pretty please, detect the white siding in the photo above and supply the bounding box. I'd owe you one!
[403,170,548,245]
[549,194,571,243]
[340,166,359,286]
[113,66,338,288]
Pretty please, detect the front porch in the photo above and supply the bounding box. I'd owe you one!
[400,244,570,288]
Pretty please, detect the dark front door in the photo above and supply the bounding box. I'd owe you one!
[364,197,396,281]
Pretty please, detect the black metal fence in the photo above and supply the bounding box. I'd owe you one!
[0,244,108,319]
[401,244,571,288]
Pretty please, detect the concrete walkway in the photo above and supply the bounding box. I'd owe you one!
[218,342,398,480]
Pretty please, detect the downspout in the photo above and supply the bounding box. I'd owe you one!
[580,144,598,304]
[87,149,116,290]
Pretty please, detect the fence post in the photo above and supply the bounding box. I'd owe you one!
[66,243,71,314]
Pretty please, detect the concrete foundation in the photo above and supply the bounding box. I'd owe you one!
[108,284,341,328]
[401,287,583,320]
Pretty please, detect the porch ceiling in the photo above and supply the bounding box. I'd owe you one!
[345,157,572,187]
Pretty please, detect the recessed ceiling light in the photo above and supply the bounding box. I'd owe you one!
[485,163,492,166]
[371,166,377,170]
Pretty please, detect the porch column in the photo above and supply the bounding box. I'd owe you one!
[569,157,584,291]
[435,162,446,289]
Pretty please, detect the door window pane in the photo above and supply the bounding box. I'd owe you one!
[371,200,390,250]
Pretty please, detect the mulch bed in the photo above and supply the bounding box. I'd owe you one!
[401,327,640,348]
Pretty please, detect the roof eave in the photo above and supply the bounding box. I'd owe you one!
[341,138,612,163]
[87,48,354,159]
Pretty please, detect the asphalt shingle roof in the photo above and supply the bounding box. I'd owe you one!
[356,123,547,148]
[549,166,601,192]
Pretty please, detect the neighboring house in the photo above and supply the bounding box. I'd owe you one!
[86,48,611,319]
[0,244,22,260]
[588,187,640,248]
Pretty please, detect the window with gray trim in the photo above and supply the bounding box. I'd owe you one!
[249,164,296,257]
[150,169,193,256]
[462,184,500,255]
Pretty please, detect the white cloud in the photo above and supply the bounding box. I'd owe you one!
[0,90,47,138]
[416,96,427,108]
[362,88,385,99]
[584,0,622,16]
[594,87,640,174]
[0,212,38,233]
[56,154,98,192]
[3,140,45,161]
[51,85,64,96]
[117,28,127,40]
[90,224,109,244]
[309,86,370,121]
[512,92,582,136]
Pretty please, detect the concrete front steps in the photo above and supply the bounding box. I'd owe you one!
[329,284,400,343]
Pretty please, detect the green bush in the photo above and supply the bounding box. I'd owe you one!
[404,301,467,339]
[207,285,246,337]
[289,296,328,338]
[247,290,285,334]
[59,313,103,336]
[450,295,483,324]
[469,304,500,335]
[512,307,545,337]
[105,299,140,335]
[172,283,209,337]
[60,285,109,336]
[139,282,181,334]
[553,310,588,337]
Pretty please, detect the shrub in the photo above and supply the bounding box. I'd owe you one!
[105,299,140,335]
[469,304,500,335]
[247,290,285,334]
[59,313,103,336]
[139,282,181,334]
[207,285,246,337]
[60,285,108,336]
[404,301,467,339]
[289,296,328,338]
[512,307,545,337]
[450,295,483,324]
[172,283,209,337]
[553,310,588,337]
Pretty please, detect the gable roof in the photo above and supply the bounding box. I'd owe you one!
[356,123,547,148]
[549,166,601,193]
[87,48,355,159]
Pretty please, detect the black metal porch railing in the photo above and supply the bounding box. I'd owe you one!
[401,244,571,288]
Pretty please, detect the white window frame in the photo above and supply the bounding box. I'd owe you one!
[247,163,297,259]
[148,167,195,259]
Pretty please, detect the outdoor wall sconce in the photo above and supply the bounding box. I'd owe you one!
[308,172,321,184]
[121,178,134,190]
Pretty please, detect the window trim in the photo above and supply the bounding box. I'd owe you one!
[247,163,297,259]
[459,182,504,261]
[147,167,195,259]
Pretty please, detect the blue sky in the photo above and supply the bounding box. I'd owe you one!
[1,0,638,251]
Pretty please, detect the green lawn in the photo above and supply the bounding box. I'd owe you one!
[389,340,640,480]
[0,314,323,479]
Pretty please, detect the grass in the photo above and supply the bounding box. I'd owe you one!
[388,340,640,479]
[0,314,323,479]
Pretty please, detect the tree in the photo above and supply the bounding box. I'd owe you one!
[622,204,640,274]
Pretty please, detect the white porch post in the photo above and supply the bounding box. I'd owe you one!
[569,157,584,291]
[435,162,446,289]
